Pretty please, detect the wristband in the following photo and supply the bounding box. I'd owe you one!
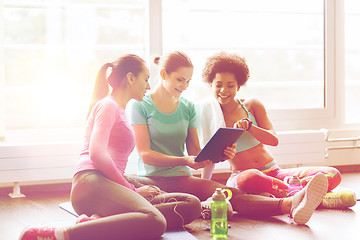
[241,118,253,131]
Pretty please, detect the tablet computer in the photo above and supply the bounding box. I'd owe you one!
[195,127,244,163]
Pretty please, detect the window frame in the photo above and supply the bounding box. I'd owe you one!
[267,0,339,130]
[0,0,5,140]
[152,0,347,131]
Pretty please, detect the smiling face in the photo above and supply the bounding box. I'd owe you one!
[162,66,193,98]
[210,72,240,105]
[131,65,150,101]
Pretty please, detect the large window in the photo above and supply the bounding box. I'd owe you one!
[0,0,358,141]
[162,0,325,110]
[2,0,147,130]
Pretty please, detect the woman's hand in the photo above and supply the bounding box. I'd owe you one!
[233,118,252,131]
[223,143,237,161]
[183,156,211,170]
[137,185,161,199]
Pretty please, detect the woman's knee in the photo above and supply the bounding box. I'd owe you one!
[184,193,202,221]
[325,167,342,190]
[236,169,264,188]
[127,209,167,239]
[150,210,167,238]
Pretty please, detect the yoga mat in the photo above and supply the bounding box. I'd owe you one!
[59,201,78,217]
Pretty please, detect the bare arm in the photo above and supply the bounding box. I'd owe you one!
[185,128,202,156]
[234,98,278,146]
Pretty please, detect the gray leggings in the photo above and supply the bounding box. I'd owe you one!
[131,175,284,217]
[69,170,201,240]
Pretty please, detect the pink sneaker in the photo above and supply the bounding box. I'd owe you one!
[19,226,57,240]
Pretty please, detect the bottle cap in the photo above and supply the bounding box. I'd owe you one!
[212,188,226,201]
[212,188,232,201]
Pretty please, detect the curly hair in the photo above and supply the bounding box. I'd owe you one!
[202,52,250,86]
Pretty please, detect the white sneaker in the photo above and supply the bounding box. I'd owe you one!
[290,173,328,224]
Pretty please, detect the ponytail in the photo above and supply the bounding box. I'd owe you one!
[87,62,113,118]
[87,54,146,119]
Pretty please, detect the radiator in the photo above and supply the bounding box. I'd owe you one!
[0,141,82,184]
[267,130,326,167]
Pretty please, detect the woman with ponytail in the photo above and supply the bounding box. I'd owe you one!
[19,54,201,240]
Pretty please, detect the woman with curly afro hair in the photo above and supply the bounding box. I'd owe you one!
[197,51,354,209]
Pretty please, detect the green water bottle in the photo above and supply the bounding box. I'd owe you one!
[211,188,232,240]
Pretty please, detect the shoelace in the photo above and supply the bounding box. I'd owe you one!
[201,209,211,220]
[323,194,342,207]
[34,227,55,240]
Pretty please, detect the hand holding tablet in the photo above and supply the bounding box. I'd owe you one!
[195,127,244,163]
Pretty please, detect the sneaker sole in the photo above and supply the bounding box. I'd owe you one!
[350,192,357,207]
[292,173,328,225]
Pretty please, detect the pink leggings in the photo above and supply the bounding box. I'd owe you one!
[227,160,341,198]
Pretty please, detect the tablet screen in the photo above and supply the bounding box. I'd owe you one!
[195,127,244,163]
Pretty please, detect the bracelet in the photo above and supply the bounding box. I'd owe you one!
[241,118,253,131]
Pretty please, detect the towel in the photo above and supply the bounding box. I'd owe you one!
[196,97,226,148]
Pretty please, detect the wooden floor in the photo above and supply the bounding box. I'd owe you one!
[1,172,360,240]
